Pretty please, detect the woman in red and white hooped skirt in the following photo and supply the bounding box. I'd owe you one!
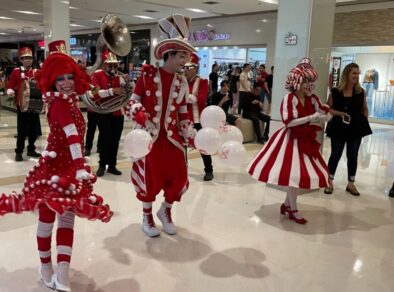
[247,58,331,224]
[0,41,113,291]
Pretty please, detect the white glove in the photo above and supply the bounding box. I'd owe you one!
[76,169,91,180]
[127,102,146,120]
[308,112,321,122]
[187,94,197,104]
[6,89,15,97]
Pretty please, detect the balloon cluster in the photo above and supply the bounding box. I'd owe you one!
[195,106,246,166]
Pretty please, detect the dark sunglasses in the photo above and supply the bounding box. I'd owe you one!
[56,74,74,82]
[184,66,196,71]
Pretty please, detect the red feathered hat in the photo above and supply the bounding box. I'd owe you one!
[48,40,67,54]
[185,52,199,67]
[102,49,119,63]
[19,47,33,58]
[35,53,90,95]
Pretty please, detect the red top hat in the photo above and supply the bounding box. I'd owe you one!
[102,49,119,63]
[48,40,67,54]
[154,14,196,60]
[185,52,199,67]
[19,47,33,58]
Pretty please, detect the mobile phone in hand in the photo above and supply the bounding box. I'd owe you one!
[342,114,351,124]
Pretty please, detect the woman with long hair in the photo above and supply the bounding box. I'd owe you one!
[324,62,372,196]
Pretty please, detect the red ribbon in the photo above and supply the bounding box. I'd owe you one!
[290,125,322,158]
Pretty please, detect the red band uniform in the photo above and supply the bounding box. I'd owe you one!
[91,50,125,176]
[7,47,41,160]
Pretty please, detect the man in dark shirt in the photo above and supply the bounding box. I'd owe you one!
[265,65,274,103]
[210,80,242,128]
[242,82,271,143]
[209,63,219,96]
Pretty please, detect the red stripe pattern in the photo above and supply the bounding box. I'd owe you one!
[247,93,329,189]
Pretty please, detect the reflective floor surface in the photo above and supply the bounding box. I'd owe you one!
[0,110,393,292]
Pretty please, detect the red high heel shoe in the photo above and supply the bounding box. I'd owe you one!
[280,203,290,215]
[287,209,308,225]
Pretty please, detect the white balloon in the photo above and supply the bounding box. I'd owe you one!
[218,140,246,166]
[194,127,221,155]
[200,105,226,131]
[220,125,243,144]
[124,129,153,158]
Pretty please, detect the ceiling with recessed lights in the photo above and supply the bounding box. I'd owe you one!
[0,0,391,41]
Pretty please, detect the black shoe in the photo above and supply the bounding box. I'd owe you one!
[262,136,269,142]
[85,149,91,156]
[96,166,105,177]
[203,172,214,181]
[107,167,122,175]
[15,153,23,162]
[389,183,394,198]
[27,150,41,158]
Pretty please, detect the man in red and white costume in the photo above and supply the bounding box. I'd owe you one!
[91,49,126,177]
[7,46,41,161]
[126,14,196,237]
[0,40,112,291]
[184,52,213,181]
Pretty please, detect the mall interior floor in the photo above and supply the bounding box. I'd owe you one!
[0,110,393,292]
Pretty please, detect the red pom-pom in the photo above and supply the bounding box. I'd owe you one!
[135,111,147,126]
[58,177,70,188]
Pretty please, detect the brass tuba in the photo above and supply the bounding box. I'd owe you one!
[80,14,132,113]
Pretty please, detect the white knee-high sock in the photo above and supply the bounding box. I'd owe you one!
[284,194,290,207]
[287,187,304,218]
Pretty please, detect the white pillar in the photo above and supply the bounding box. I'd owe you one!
[270,0,336,120]
[43,0,70,55]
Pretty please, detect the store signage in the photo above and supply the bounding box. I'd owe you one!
[69,37,77,45]
[188,30,230,42]
[285,32,297,45]
[331,57,341,88]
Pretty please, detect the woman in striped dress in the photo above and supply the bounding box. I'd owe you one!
[247,58,330,224]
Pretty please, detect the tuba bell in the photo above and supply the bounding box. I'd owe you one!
[80,14,132,113]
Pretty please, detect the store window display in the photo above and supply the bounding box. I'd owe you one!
[362,68,379,116]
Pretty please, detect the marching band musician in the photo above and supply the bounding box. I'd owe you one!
[7,47,41,161]
[91,49,127,177]
[184,52,213,181]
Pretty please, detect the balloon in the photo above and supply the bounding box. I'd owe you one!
[218,140,246,166]
[124,129,153,158]
[200,105,226,131]
[194,127,221,155]
[220,125,243,144]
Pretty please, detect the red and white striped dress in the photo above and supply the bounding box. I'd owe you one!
[247,93,330,189]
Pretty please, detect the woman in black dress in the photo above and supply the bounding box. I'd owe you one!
[325,63,372,196]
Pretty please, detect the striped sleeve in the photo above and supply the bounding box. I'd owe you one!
[311,94,329,114]
[51,99,84,170]
[281,93,298,125]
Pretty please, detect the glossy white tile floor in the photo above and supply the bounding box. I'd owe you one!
[0,110,393,292]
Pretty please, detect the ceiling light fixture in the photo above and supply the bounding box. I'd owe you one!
[60,0,69,4]
[260,19,268,23]
[69,6,79,9]
[206,24,214,28]
[70,24,84,27]
[258,0,278,4]
[186,8,207,13]
[256,29,262,33]
[0,32,8,35]
[134,15,155,20]
[0,16,14,20]
[13,10,41,15]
